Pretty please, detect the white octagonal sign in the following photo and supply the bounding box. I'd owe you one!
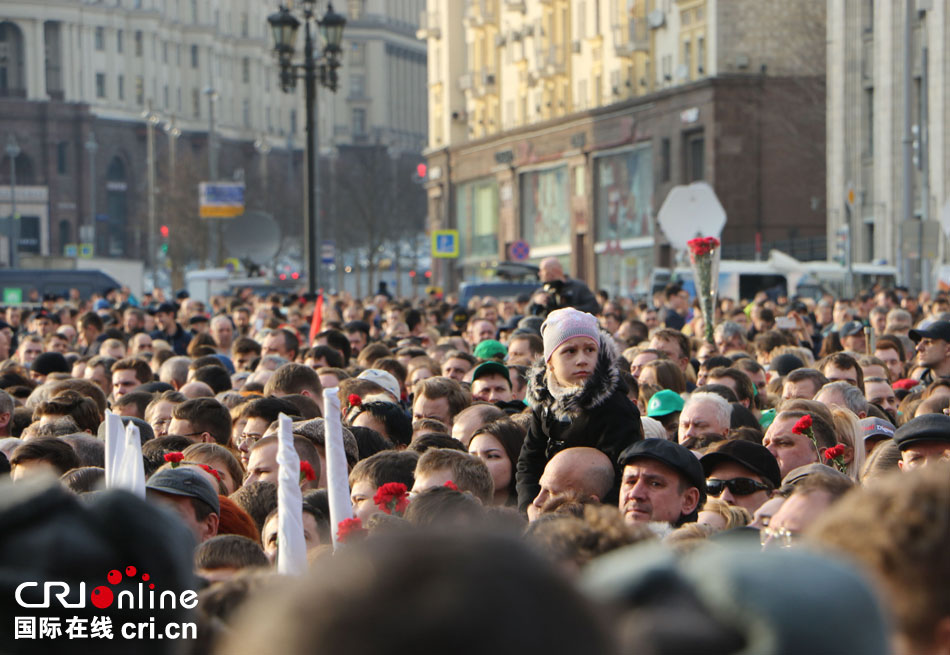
[657,181,727,250]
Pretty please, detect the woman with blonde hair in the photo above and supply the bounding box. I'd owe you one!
[829,406,866,482]
[697,497,752,531]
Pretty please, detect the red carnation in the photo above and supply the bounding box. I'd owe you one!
[892,378,918,391]
[444,480,459,491]
[348,394,362,408]
[300,461,316,482]
[198,464,222,482]
[164,452,184,468]
[374,482,410,515]
[824,444,845,460]
[336,517,367,544]
[792,415,812,435]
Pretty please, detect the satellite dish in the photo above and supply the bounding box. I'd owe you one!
[222,210,281,266]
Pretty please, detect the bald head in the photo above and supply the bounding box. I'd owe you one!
[528,447,614,521]
[179,381,214,399]
[539,258,566,283]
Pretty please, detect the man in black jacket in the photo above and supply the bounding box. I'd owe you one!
[150,302,191,355]
[530,257,600,316]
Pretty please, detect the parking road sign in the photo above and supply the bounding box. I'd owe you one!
[508,240,530,261]
[431,230,459,258]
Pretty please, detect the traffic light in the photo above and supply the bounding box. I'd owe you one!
[413,162,427,184]
[409,270,417,278]
[424,270,432,279]
[160,225,169,255]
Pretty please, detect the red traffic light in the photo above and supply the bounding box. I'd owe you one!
[416,163,427,179]
[409,270,416,278]
[159,225,169,238]
[279,273,287,280]
[424,270,432,279]
[291,272,300,280]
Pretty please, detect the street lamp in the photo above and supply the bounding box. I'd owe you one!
[268,2,345,294]
[84,131,98,252]
[143,103,161,280]
[5,134,20,268]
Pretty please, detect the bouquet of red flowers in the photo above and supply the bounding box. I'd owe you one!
[373,482,410,516]
[792,414,823,458]
[299,461,316,483]
[687,236,721,344]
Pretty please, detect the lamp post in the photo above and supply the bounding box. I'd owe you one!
[143,102,160,281]
[268,2,345,295]
[254,135,272,194]
[83,131,98,253]
[5,134,20,268]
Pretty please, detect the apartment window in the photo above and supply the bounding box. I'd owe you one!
[681,8,691,25]
[117,30,123,53]
[352,108,366,135]
[242,57,250,83]
[683,40,691,79]
[661,137,671,182]
[684,130,705,181]
[864,88,874,156]
[349,73,365,97]
[118,75,125,100]
[163,84,169,108]
[135,75,144,105]
[191,45,199,68]
[192,88,200,117]
[347,0,364,19]
[57,142,68,175]
[191,0,198,22]
[697,37,705,74]
[95,73,106,98]
[95,27,105,51]
[350,42,365,66]
[135,31,143,56]
[240,12,249,37]
[577,1,586,39]
[864,0,873,32]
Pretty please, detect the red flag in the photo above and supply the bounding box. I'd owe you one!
[309,291,324,344]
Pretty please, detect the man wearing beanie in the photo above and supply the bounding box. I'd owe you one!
[516,307,642,512]
[29,351,70,384]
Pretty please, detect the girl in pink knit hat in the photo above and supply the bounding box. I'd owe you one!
[515,308,643,512]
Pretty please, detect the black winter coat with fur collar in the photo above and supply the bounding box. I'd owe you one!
[515,332,643,511]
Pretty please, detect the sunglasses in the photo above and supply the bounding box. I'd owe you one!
[706,478,770,497]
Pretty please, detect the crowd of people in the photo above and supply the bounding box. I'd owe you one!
[1,271,949,655]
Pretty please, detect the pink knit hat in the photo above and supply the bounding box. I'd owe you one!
[540,308,600,361]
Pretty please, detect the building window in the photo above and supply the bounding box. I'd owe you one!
[290,109,297,134]
[162,41,168,63]
[352,108,366,135]
[57,142,68,175]
[661,137,671,182]
[191,0,198,23]
[191,44,199,68]
[95,27,104,51]
[864,88,874,156]
[350,42,365,66]
[349,73,364,97]
[95,73,106,98]
[682,40,691,79]
[118,74,125,100]
[135,76,144,105]
[240,12,249,37]
[163,84,169,108]
[117,30,123,53]
[684,130,705,181]
[697,37,705,74]
[242,57,250,83]
[135,31,143,56]
[347,0,364,19]
[192,88,200,117]
[243,100,250,127]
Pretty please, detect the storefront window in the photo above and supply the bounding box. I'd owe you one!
[595,145,653,241]
[520,166,569,248]
[456,178,498,260]
[596,246,653,299]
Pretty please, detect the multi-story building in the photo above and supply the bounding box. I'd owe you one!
[826,0,946,292]
[0,0,425,275]
[422,0,827,298]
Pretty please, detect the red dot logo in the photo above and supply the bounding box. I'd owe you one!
[149,584,155,590]
[90,586,114,609]
[125,566,137,577]
[106,570,122,585]
[142,573,150,582]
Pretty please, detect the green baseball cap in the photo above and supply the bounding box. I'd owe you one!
[471,361,511,385]
[646,389,685,418]
[473,339,508,360]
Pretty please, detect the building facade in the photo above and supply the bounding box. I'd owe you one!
[0,0,426,274]
[826,0,947,292]
[422,0,827,298]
